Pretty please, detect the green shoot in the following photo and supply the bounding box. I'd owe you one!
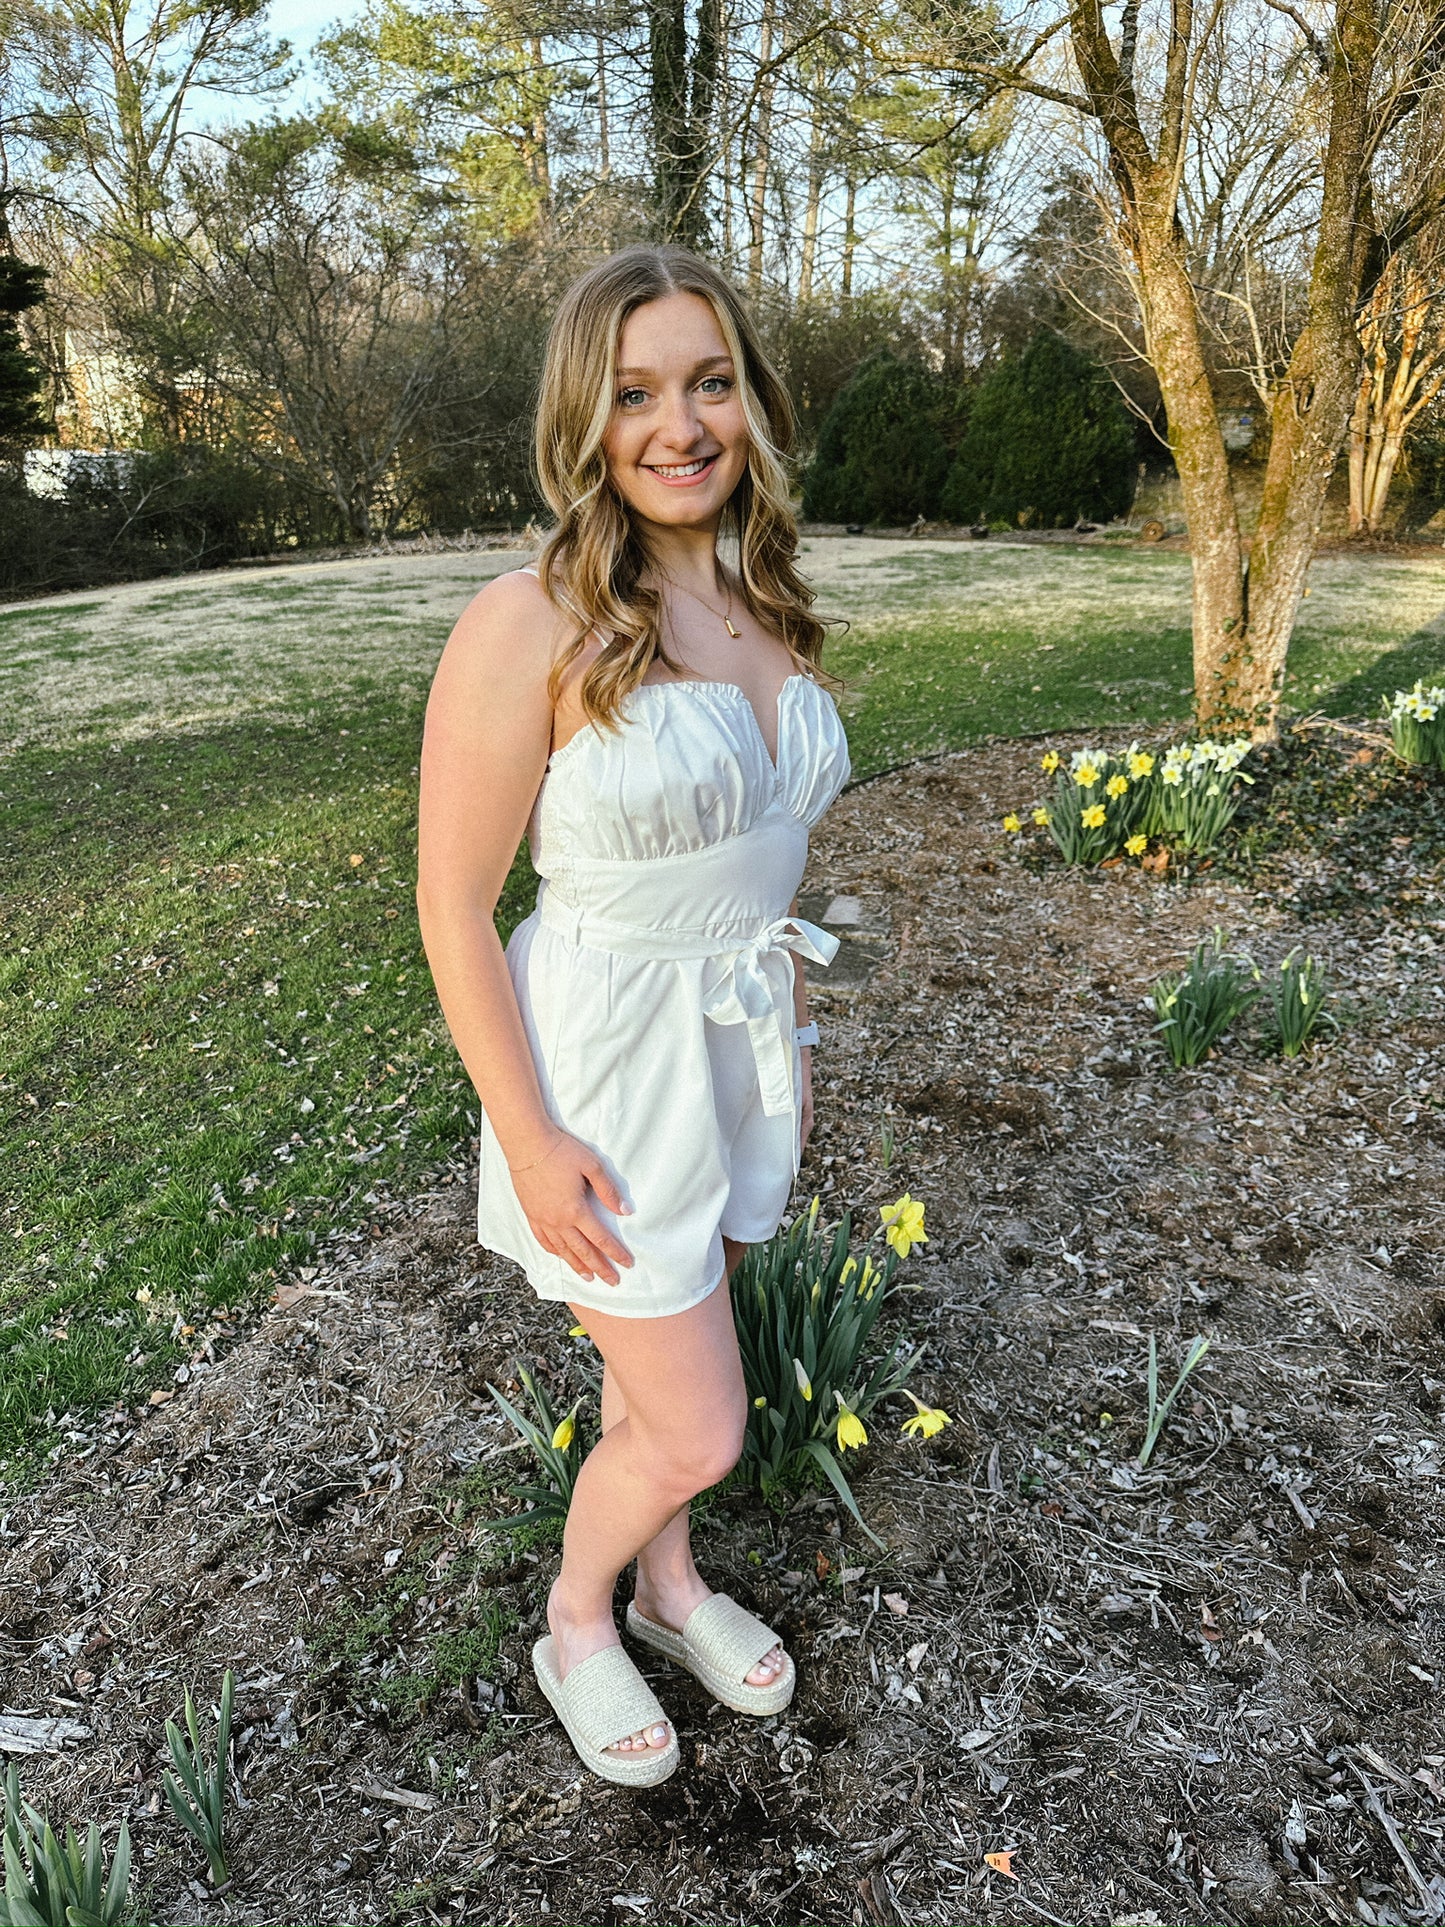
[0,1762,131,1927]
[1269,949,1335,1058]
[161,1669,234,1887]
[1151,929,1259,1067]
[1138,1334,1212,1467]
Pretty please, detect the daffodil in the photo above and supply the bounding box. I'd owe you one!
[1128,751,1155,778]
[880,1193,927,1258]
[567,1323,588,1339]
[840,1256,857,1285]
[754,1394,768,1408]
[834,1391,868,1451]
[858,1255,880,1297]
[1002,813,1021,833]
[807,1193,821,1232]
[551,1406,577,1451]
[1081,804,1107,828]
[900,1389,952,1438]
[1032,806,1050,826]
[1074,761,1100,788]
[1041,750,1060,774]
[1162,764,1184,787]
[1106,774,1129,798]
[793,1357,813,1401]
[1125,834,1147,856]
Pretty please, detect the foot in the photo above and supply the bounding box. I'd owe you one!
[633,1573,788,1688]
[546,1583,673,1756]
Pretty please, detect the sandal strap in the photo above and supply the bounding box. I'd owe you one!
[560,1643,669,1752]
[680,1593,782,1683]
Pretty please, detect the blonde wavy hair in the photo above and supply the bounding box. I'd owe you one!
[532,243,844,732]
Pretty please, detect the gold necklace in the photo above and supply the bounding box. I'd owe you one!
[657,568,740,637]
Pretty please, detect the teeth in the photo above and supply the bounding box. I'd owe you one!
[650,458,711,477]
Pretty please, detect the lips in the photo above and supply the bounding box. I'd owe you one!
[645,455,720,485]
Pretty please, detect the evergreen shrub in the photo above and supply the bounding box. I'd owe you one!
[941,331,1135,527]
[801,351,960,525]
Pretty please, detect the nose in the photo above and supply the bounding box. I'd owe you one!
[652,384,707,453]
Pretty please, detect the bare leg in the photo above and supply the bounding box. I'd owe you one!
[548,1263,748,1754]
[618,1236,786,1687]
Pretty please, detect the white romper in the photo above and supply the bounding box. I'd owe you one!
[475,575,852,1320]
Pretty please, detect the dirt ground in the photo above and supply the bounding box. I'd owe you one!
[2,731,1443,1927]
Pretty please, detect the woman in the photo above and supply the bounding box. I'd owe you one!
[416,244,851,1787]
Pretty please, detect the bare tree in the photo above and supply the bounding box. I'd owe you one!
[932,0,1445,735]
[178,123,483,541]
[1347,241,1445,532]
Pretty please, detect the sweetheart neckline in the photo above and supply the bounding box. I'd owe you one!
[546,672,817,778]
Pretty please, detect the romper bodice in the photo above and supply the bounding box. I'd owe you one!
[529,671,851,873]
[521,665,852,1142]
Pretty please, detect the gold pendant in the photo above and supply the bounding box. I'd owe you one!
[725,617,739,637]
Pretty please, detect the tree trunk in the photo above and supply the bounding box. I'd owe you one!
[649,0,688,236]
[680,0,721,247]
[1123,180,1247,722]
[1348,259,1445,533]
[798,91,824,304]
[841,172,857,296]
[1227,0,1377,729]
[596,30,611,180]
[746,0,776,296]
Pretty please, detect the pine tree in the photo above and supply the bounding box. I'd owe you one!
[0,256,51,448]
[802,351,959,525]
[940,332,1134,527]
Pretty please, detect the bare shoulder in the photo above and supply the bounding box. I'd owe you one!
[445,565,570,672]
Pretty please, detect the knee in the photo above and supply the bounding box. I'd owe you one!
[653,1401,747,1498]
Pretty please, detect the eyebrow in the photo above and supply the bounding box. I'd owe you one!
[615,354,734,377]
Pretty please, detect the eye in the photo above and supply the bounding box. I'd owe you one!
[617,386,648,408]
[698,375,733,396]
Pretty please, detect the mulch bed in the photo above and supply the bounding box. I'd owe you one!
[2,731,1442,1927]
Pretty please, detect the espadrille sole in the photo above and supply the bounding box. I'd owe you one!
[625,1597,796,1716]
[531,1635,680,1787]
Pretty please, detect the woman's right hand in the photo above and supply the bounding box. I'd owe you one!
[509,1129,635,1287]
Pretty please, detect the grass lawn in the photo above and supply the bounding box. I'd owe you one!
[3,536,1443,1473]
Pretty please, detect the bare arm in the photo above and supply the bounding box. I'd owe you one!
[416,569,633,1287]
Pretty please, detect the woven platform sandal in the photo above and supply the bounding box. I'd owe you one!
[625,1593,796,1717]
[531,1635,680,1788]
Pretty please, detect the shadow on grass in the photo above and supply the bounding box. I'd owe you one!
[1318,623,1445,718]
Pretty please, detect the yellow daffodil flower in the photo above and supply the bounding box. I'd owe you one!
[900,1389,952,1438]
[551,1408,576,1451]
[1162,764,1184,786]
[807,1193,821,1232]
[1106,774,1129,798]
[1041,750,1061,773]
[1128,751,1155,778]
[1074,762,1100,788]
[1125,834,1147,856]
[834,1392,868,1451]
[840,1256,857,1285]
[793,1358,813,1401]
[1002,813,1021,833]
[1081,804,1107,828]
[880,1194,927,1258]
[567,1324,588,1339]
[1033,806,1050,826]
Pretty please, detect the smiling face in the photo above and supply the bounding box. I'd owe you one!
[601,289,751,534]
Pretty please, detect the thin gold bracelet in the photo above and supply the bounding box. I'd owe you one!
[507,1135,562,1175]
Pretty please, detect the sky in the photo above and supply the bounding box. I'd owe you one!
[204,0,368,121]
